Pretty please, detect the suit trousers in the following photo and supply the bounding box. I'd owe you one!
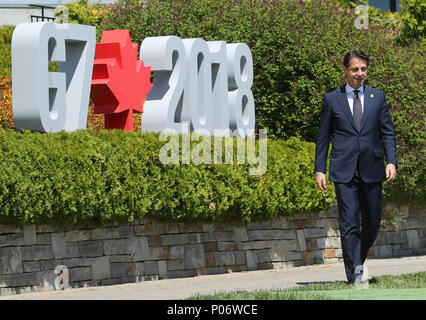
[334,170,382,283]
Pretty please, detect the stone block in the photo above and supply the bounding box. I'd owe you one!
[214,251,236,266]
[271,216,289,229]
[103,239,129,255]
[144,261,158,275]
[317,237,341,249]
[248,230,295,241]
[1,247,23,274]
[235,251,246,265]
[0,225,21,234]
[9,273,37,287]
[289,251,302,261]
[64,230,93,242]
[23,225,36,245]
[218,242,237,251]
[128,236,150,261]
[23,261,40,273]
[158,260,168,279]
[160,234,188,246]
[110,262,128,278]
[203,242,218,252]
[238,241,268,250]
[134,224,153,236]
[198,267,227,276]
[165,223,180,234]
[205,252,215,267]
[150,247,169,260]
[201,231,233,242]
[303,228,324,238]
[119,226,135,238]
[270,241,290,262]
[0,233,24,247]
[372,245,393,258]
[109,255,132,263]
[188,233,202,243]
[68,267,92,282]
[36,233,51,245]
[178,223,202,233]
[39,259,64,271]
[91,256,111,281]
[246,250,257,271]
[167,260,185,271]
[51,232,67,259]
[406,230,420,249]
[167,270,195,279]
[232,226,248,242]
[296,230,306,251]
[92,227,121,240]
[22,245,53,261]
[79,240,103,257]
[169,246,185,260]
[246,221,272,230]
[184,244,205,269]
[65,242,80,258]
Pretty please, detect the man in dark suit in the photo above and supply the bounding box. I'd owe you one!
[314,50,397,284]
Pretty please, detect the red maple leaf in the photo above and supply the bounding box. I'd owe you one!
[90,30,152,131]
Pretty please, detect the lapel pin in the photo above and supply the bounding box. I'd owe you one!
[370,94,374,98]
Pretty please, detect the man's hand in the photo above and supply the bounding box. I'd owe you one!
[315,173,327,190]
[386,163,396,182]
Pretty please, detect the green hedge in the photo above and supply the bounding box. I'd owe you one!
[0,130,334,226]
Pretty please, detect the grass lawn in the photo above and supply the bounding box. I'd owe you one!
[188,272,426,300]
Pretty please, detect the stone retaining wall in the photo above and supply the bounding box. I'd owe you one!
[1,205,425,296]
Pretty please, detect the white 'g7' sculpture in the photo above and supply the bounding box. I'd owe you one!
[12,22,96,133]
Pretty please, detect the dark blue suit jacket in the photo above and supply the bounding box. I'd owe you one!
[314,85,397,183]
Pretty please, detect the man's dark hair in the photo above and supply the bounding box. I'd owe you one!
[343,50,369,68]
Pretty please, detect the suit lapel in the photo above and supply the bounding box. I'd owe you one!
[337,85,358,132]
[360,85,373,132]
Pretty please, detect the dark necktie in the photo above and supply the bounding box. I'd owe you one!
[353,89,362,130]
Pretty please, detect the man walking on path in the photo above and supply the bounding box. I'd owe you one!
[314,50,397,284]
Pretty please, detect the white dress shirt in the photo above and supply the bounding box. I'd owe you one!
[345,83,364,115]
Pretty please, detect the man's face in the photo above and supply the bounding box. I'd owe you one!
[344,57,368,89]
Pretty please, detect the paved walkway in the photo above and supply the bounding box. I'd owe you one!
[1,255,425,300]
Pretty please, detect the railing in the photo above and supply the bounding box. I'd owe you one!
[29,4,56,22]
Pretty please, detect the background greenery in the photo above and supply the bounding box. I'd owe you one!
[0,0,424,226]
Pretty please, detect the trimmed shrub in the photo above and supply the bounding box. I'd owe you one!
[0,130,335,226]
[0,25,14,78]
